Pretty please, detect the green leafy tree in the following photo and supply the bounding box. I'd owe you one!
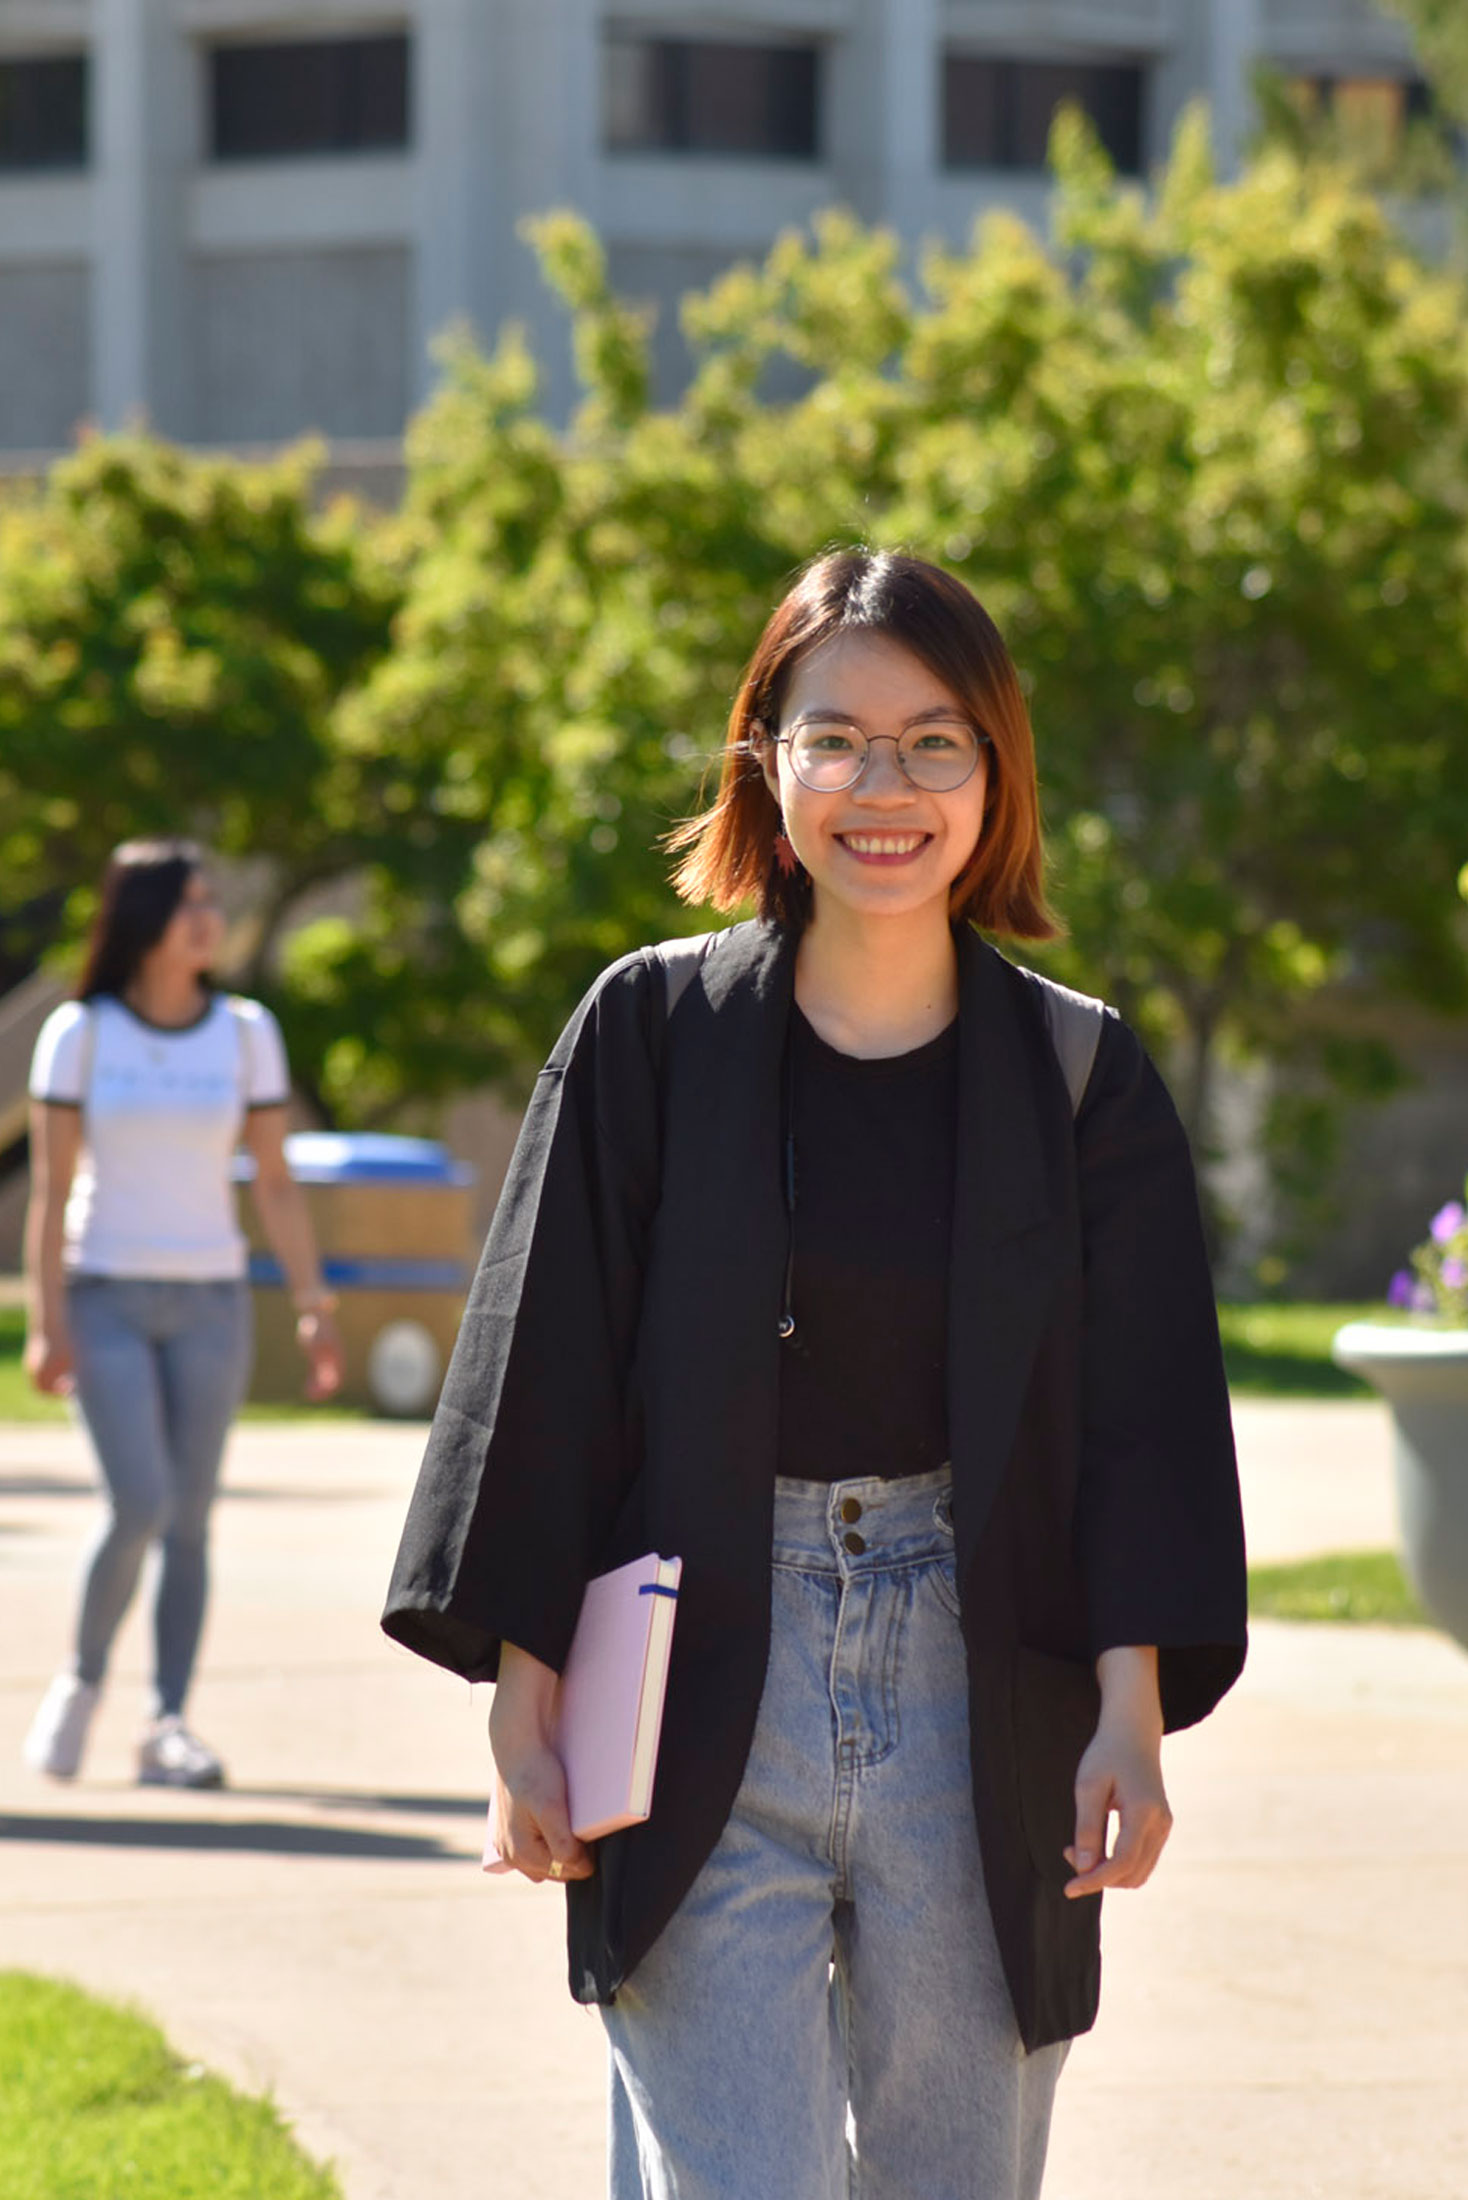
[900,110,1468,1160]
[338,110,1468,1186]
[287,252,803,1117]
[8,108,1468,1213]
[0,434,399,1104]
[1381,0,1468,122]
[1251,6,1468,201]
[1248,61,1460,200]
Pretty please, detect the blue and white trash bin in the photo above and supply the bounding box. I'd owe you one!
[235,1132,477,1416]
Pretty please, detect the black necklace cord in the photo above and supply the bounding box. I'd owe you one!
[778,1035,798,1343]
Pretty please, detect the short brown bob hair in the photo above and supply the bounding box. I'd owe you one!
[668,548,1060,939]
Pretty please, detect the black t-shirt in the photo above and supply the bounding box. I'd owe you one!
[775,1006,958,1483]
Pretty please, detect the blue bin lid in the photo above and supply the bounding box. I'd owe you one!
[233,1132,476,1187]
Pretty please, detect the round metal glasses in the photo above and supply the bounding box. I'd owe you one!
[773,716,990,794]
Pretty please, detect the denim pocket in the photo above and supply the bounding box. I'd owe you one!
[927,1495,962,1619]
[927,1554,963,1620]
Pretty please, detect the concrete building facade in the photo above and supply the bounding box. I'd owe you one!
[0,0,1428,456]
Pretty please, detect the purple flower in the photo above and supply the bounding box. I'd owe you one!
[1388,1270,1416,1308]
[1430,1201,1466,1245]
[1441,1257,1468,1290]
[1412,1281,1438,1313]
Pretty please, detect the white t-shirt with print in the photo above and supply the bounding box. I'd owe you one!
[28,993,291,1280]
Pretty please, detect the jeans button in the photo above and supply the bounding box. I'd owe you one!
[840,1497,862,1524]
[843,1530,867,1556]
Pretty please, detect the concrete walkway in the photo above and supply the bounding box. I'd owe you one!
[1,1401,1465,2200]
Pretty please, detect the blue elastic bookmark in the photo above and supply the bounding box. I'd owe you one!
[638,1583,680,1598]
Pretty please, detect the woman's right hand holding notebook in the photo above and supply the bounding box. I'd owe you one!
[487,1642,595,1884]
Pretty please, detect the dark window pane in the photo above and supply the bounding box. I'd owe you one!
[211,35,409,161]
[604,36,818,158]
[1075,61,1142,173]
[1285,71,1456,164]
[0,54,88,171]
[1331,75,1408,165]
[942,55,1002,170]
[944,54,1143,175]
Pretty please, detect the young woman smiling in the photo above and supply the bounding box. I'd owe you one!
[384,551,1246,2199]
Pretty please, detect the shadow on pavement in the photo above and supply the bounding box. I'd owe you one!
[0,1811,476,1860]
[0,1475,96,1498]
[0,1476,390,1505]
[216,1486,396,1504]
[225,1785,486,1817]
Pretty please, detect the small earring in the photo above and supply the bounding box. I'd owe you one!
[773,825,800,879]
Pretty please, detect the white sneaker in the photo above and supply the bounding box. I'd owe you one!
[137,1715,225,1790]
[22,1674,101,1780]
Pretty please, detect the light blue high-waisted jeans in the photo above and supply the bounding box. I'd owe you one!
[603,1468,1068,2200]
[65,1276,253,1718]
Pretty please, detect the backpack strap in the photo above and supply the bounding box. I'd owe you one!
[648,933,717,1028]
[649,934,1107,1117]
[1033,976,1108,1117]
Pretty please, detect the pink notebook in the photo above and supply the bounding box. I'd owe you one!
[483,1552,683,1871]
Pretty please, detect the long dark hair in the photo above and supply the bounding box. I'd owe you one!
[75,839,209,1001]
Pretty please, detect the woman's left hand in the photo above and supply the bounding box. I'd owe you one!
[1063,1644,1172,1898]
[296,1310,345,1402]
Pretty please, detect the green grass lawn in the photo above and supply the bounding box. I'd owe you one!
[0,1972,341,2199]
[1248,1548,1429,1627]
[1216,1301,1379,1398]
[0,1304,365,1423]
[0,1304,65,1421]
[1,1297,1389,1417]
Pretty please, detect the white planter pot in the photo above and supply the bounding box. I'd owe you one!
[1332,1322,1468,1649]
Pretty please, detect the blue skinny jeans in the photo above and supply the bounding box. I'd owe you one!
[65,1276,252,1718]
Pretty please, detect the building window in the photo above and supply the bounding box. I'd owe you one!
[943,54,1144,176]
[1284,73,1434,166]
[210,34,410,161]
[604,35,820,159]
[0,54,88,171]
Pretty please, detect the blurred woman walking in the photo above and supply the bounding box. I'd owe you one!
[21,838,342,1788]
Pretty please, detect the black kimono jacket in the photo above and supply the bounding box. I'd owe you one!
[382,917,1247,2052]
